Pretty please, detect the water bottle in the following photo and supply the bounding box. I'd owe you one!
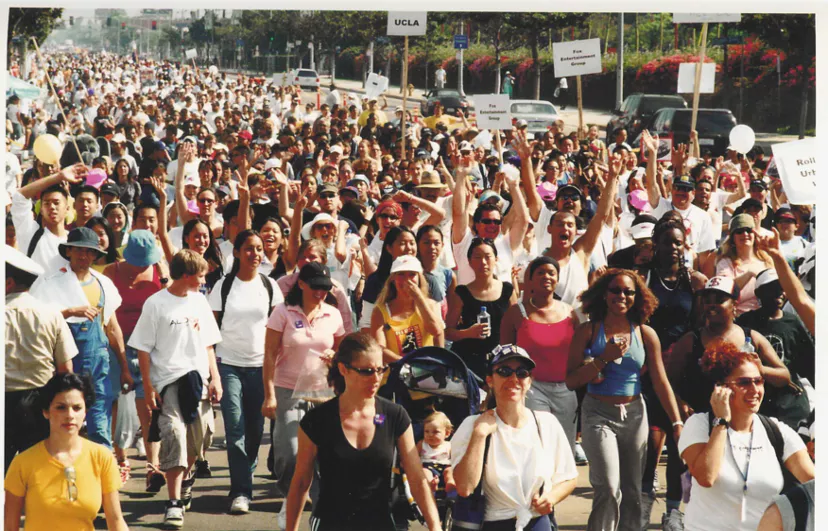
[743,336,755,355]
[477,306,491,339]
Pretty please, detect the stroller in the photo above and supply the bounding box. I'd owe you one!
[379,347,483,530]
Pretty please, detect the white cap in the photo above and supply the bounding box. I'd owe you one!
[301,213,336,240]
[5,245,44,277]
[701,276,738,298]
[754,269,780,291]
[111,133,126,144]
[459,140,473,152]
[390,255,423,275]
[329,145,343,155]
[630,222,655,241]
[264,158,282,171]
[183,174,200,187]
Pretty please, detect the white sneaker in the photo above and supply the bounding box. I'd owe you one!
[574,442,588,465]
[662,509,684,531]
[641,491,656,530]
[135,437,146,458]
[164,501,185,529]
[652,469,659,492]
[276,501,287,529]
[230,495,251,515]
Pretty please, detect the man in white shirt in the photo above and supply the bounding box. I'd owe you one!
[435,67,447,89]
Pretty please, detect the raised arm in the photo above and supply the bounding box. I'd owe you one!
[515,131,543,222]
[393,190,445,230]
[284,193,307,273]
[574,154,619,259]
[451,163,471,245]
[236,171,251,231]
[149,176,176,264]
[755,229,814,334]
[504,171,529,252]
[641,130,661,209]
[18,163,87,200]
[174,142,197,224]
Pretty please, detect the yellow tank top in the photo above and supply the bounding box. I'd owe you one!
[378,303,434,356]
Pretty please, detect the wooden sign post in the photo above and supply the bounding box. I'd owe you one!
[576,75,584,140]
[387,12,427,161]
[401,36,409,159]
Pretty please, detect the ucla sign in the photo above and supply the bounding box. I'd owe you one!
[387,12,428,36]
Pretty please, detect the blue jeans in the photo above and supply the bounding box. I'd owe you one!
[219,363,265,499]
[68,318,112,449]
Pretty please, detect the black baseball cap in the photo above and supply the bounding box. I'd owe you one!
[298,262,333,291]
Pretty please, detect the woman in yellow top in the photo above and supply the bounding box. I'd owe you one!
[4,373,128,531]
[370,255,444,362]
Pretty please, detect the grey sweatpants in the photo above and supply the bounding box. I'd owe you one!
[271,387,320,500]
[525,380,578,456]
[580,394,648,531]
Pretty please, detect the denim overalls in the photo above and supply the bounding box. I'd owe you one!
[67,275,112,449]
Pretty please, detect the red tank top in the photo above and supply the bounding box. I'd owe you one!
[108,262,163,340]
[515,302,575,382]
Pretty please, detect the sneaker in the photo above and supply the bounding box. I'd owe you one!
[181,473,196,511]
[146,466,166,493]
[574,442,588,465]
[641,491,656,530]
[118,461,131,485]
[135,436,146,458]
[195,459,212,478]
[230,495,251,515]
[653,469,660,492]
[164,500,185,529]
[276,501,287,529]
[662,509,684,531]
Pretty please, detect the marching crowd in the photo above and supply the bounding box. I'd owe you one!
[4,50,817,531]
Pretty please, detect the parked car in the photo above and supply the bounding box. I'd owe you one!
[631,108,738,157]
[606,93,688,143]
[509,100,560,135]
[421,89,474,117]
[289,69,320,91]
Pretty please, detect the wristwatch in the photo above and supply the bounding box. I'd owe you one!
[711,417,730,429]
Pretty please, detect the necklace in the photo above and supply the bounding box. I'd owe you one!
[655,269,679,292]
[529,297,554,311]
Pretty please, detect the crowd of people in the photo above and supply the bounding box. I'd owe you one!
[4,49,817,531]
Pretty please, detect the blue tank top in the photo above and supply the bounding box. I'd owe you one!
[587,321,646,397]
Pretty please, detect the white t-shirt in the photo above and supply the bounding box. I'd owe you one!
[208,275,283,367]
[451,410,578,524]
[127,289,222,392]
[678,413,806,531]
[652,198,716,253]
[706,190,731,243]
[453,229,514,286]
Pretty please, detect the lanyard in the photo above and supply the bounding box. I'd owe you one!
[727,427,755,522]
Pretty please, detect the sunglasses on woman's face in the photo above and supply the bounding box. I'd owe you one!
[607,286,636,296]
[345,363,390,376]
[732,227,753,236]
[725,376,764,389]
[493,366,532,379]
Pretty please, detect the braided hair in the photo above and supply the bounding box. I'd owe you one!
[650,217,693,290]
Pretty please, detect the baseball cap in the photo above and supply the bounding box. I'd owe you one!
[556,184,582,200]
[630,221,655,241]
[515,119,529,129]
[390,255,423,275]
[700,276,739,298]
[488,344,536,370]
[749,179,768,190]
[111,133,127,144]
[348,175,371,187]
[754,269,781,292]
[628,189,652,213]
[673,175,696,190]
[100,182,120,197]
[329,145,343,155]
[740,198,764,212]
[479,190,503,205]
[339,186,359,198]
[318,183,339,195]
[774,208,797,224]
[459,141,473,153]
[298,262,333,291]
[729,213,755,233]
[264,158,282,171]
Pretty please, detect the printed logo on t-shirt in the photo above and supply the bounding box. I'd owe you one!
[396,325,423,354]
[294,320,304,329]
[170,317,200,330]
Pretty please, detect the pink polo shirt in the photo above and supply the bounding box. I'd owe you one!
[266,302,346,390]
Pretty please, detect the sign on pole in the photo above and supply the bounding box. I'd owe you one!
[365,73,389,99]
[453,35,469,50]
[672,13,742,23]
[552,38,602,78]
[677,63,716,93]
[771,138,817,205]
[474,95,512,129]
[387,12,427,36]
[185,48,197,59]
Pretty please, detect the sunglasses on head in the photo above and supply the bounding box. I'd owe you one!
[479,219,502,226]
[345,363,390,376]
[608,286,636,296]
[725,376,764,389]
[494,366,533,379]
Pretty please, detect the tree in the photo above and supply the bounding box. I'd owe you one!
[738,14,814,138]
[467,13,522,94]
[8,7,64,77]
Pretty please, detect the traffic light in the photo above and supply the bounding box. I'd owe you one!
[121,22,126,29]
[107,17,112,27]
[152,20,157,30]
[69,16,74,26]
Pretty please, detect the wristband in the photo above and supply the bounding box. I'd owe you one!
[672,421,684,427]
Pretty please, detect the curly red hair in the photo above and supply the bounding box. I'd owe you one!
[699,341,762,383]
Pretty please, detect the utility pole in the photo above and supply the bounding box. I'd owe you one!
[616,13,624,109]
[458,20,465,96]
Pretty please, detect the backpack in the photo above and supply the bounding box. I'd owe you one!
[26,226,46,258]
[784,482,811,531]
[707,412,800,495]
[216,273,274,329]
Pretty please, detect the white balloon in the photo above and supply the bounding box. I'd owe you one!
[729,125,755,154]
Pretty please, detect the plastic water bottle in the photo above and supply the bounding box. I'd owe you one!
[477,306,491,339]
[743,336,755,355]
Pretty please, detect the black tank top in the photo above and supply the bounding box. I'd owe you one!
[450,282,514,378]
[646,268,694,351]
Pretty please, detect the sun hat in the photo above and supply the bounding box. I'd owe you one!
[58,227,104,260]
[390,255,423,275]
[416,171,445,189]
[298,262,333,291]
[122,230,161,267]
[301,213,337,240]
[5,245,44,278]
[488,344,536,370]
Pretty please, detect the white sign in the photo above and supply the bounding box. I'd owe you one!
[472,130,492,150]
[185,48,198,59]
[474,95,512,130]
[552,38,602,78]
[672,13,742,23]
[365,73,389,100]
[771,138,816,205]
[677,63,716,93]
[387,12,427,36]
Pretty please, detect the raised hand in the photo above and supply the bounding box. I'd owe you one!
[473,409,498,437]
[60,163,89,184]
[640,130,658,154]
[710,384,732,422]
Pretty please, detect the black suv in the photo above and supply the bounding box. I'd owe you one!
[421,89,474,117]
[606,93,687,143]
[631,108,738,157]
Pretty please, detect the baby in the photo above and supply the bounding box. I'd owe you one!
[417,411,455,493]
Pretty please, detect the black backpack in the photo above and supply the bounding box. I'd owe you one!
[26,226,46,258]
[216,273,275,329]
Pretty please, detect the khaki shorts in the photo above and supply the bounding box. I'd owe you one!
[158,380,214,472]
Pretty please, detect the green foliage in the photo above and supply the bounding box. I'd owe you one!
[8,7,64,48]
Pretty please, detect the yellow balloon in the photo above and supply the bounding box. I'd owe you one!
[33,134,63,166]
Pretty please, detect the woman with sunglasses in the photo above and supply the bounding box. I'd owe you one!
[370,255,444,362]
[677,342,813,531]
[703,214,773,316]
[4,373,128,531]
[263,262,346,528]
[284,333,442,531]
[566,268,682,531]
[452,345,578,531]
[446,238,517,379]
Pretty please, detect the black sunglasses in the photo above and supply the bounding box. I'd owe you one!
[479,219,502,226]
[731,227,753,235]
[319,193,337,199]
[494,366,532,379]
[558,193,580,201]
[608,287,636,296]
[345,363,390,376]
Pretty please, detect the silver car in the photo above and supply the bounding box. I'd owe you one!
[509,99,559,134]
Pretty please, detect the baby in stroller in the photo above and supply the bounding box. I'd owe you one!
[417,411,456,493]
